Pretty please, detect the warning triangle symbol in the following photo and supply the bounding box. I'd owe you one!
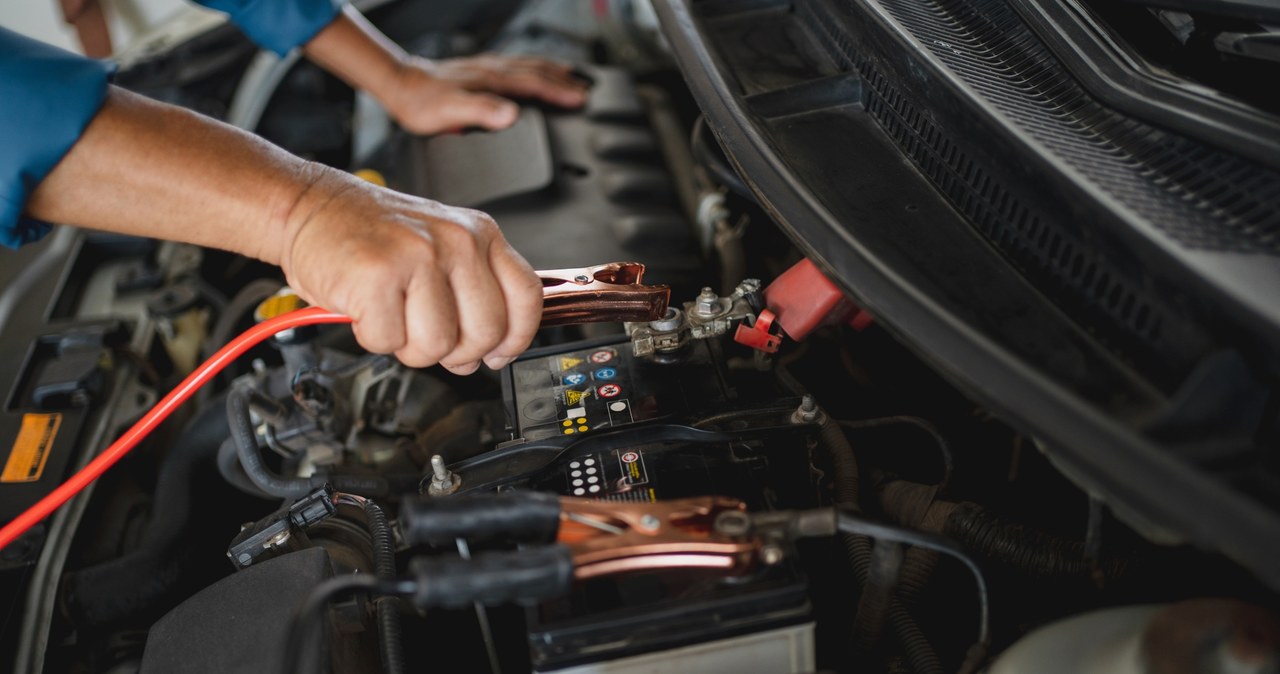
[559,356,584,370]
[564,389,592,406]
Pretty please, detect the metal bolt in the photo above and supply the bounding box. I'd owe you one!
[429,454,461,496]
[431,455,449,481]
[695,287,720,316]
[237,552,253,566]
[574,274,591,284]
[640,514,661,530]
[761,545,785,566]
[792,395,821,424]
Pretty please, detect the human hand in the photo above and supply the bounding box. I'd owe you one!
[277,166,543,373]
[383,54,589,135]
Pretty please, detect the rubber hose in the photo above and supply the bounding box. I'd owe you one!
[228,384,318,498]
[362,500,405,674]
[943,502,1129,581]
[65,393,230,626]
[217,436,272,498]
[819,416,944,674]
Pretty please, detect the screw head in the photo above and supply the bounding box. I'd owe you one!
[640,514,661,530]
[574,275,591,284]
[237,552,253,566]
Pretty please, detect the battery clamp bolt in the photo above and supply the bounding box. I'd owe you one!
[640,514,661,530]
[695,287,721,317]
[428,454,461,496]
[791,395,825,425]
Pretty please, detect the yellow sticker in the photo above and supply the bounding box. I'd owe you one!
[2,413,62,483]
[559,356,584,370]
[564,389,592,406]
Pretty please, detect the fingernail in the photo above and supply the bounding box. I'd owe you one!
[494,102,518,124]
[485,355,515,370]
[443,361,481,376]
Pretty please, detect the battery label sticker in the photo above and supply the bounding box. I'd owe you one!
[564,389,592,406]
[617,449,649,486]
[589,349,615,364]
[597,383,622,399]
[558,356,584,371]
[562,373,587,386]
[2,413,62,483]
[607,400,633,425]
[593,367,617,380]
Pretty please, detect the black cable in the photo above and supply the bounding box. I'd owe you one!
[281,575,414,674]
[820,416,944,673]
[360,499,406,674]
[838,417,954,491]
[837,510,991,653]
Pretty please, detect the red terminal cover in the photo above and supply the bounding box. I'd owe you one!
[763,259,873,341]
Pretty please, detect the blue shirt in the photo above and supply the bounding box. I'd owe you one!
[0,0,343,248]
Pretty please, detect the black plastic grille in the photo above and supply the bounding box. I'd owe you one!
[857,0,1280,255]
[797,0,1174,348]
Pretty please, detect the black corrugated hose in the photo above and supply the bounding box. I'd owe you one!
[942,501,1129,581]
[819,416,946,674]
[361,498,406,674]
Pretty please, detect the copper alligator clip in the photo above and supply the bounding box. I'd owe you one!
[555,496,760,580]
[539,262,670,327]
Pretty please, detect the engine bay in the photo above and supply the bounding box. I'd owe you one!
[3,1,1280,673]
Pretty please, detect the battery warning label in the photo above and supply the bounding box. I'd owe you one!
[2,413,62,483]
[617,449,649,486]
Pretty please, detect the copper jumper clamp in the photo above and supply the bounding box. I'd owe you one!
[555,495,834,580]
[538,262,670,327]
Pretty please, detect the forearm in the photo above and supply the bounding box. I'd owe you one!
[302,5,408,111]
[24,85,315,265]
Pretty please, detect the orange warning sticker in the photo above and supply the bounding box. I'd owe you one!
[2,413,62,483]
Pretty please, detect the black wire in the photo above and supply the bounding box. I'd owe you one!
[838,417,954,490]
[836,509,990,650]
[361,499,406,674]
[281,574,415,674]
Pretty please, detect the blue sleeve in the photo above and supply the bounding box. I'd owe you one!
[0,28,114,249]
[195,0,345,56]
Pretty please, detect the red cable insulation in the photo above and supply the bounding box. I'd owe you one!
[0,306,353,552]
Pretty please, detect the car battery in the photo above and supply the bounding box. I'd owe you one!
[502,337,817,672]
